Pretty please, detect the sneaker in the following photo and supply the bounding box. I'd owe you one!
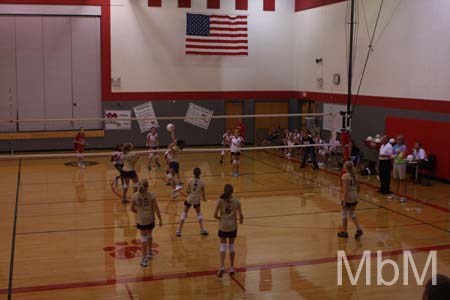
[337,232,349,238]
[229,267,236,275]
[400,197,407,203]
[155,161,161,168]
[355,229,363,239]
[122,199,130,204]
[217,267,225,278]
[140,258,148,267]
[147,166,152,171]
[176,230,181,237]
[236,172,240,177]
[147,251,153,259]
[387,194,397,199]
[171,192,178,199]
[174,185,183,192]
[81,164,86,169]
[200,229,208,236]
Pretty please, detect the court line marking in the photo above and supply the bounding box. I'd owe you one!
[2,243,449,295]
[7,160,21,300]
[256,151,450,234]
[125,283,134,300]
[230,274,247,292]
[264,150,450,213]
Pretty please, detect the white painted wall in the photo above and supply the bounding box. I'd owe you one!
[294,0,450,102]
[111,0,295,92]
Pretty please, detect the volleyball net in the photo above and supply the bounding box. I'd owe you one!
[0,112,345,161]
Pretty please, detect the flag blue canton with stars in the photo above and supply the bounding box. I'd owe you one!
[186,13,210,36]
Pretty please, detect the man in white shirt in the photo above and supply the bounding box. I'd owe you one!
[413,142,428,162]
[378,135,393,195]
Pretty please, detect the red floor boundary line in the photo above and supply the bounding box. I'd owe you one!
[262,150,450,213]
[230,275,247,292]
[2,243,450,295]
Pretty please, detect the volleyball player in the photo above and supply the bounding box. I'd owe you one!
[74,127,86,168]
[220,128,232,164]
[131,179,162,267]
[122,143,139,204]
[168,130,185,198]
[214,184,244,277]
[176,167,208,237]
[146,127,161,171]
[230,129,244,177]
[111,144,124,190]
[337,161,363,239]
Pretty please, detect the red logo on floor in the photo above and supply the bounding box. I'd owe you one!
[103,240,160,259]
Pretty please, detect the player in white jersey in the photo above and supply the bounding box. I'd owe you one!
[110,144,124,190]
[168,130,185,198]
[230,129,244,177]
[146,127,161,171]
[131,179,162,267]
[122,143,139,204]
[176,167,208,237]
[220,128,232,164]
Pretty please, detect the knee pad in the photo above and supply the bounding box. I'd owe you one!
[141,236,148,243]
[220,243,227,253]
[123,184,128,189]
[180,211,187,221]
[166,173,173,180]
[341,209,348,219]
[232,160,238,165]
[221,150,225,156]
[229,244,235,253]
[350,211,357,219]
[197,212,203,221]
[149,153,154,159]
[147,232,152,239]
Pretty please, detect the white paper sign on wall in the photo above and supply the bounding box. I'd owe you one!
[133,102,159,133]
[105,110,131,130]
[184,103,213,130]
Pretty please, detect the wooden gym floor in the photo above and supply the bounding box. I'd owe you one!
[0,151,449,300]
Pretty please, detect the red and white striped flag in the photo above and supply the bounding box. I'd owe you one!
[185,13,248,56]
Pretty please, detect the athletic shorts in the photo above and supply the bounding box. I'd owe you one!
[122,170,138,179]
[341,201,358,208]
[231,152,241,156]
[184,201,200,209]
[169,162,179,173]
[137,222,155,231]
[218,229,237,238]
[393,164,406,180]
[114,164,123,174]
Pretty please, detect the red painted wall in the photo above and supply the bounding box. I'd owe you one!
[385,116,450,180]
[295,0,346,12]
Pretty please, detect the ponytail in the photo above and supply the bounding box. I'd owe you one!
[137,179,149,194]
[220,184,233,200]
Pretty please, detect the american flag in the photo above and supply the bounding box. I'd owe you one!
[185,13,248,56]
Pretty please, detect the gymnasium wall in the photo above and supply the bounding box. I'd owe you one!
[110,0,295,92]
[294,0,450,102]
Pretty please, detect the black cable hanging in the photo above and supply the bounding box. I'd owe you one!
[351,0,385,111]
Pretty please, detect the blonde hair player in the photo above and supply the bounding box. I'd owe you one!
[131,179,162,267]
[121,143,139,204]
[176,167,208,237]
[230,129,244,177]
[167,126,185,198]
[337,161,363,239]
[214,184,244,277]
[220,128,232,164]
[146,127,161,171]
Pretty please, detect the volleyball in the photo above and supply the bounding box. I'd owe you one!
[375,134,381,139]
[366,136,373,142]
[374,138,381,143]
[407,154,414,162]
[389,138,395,144]
[166,123,175,132]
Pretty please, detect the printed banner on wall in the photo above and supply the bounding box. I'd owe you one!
[133,102,159,133]
[105,110,131,130]
[184,103,213,130]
